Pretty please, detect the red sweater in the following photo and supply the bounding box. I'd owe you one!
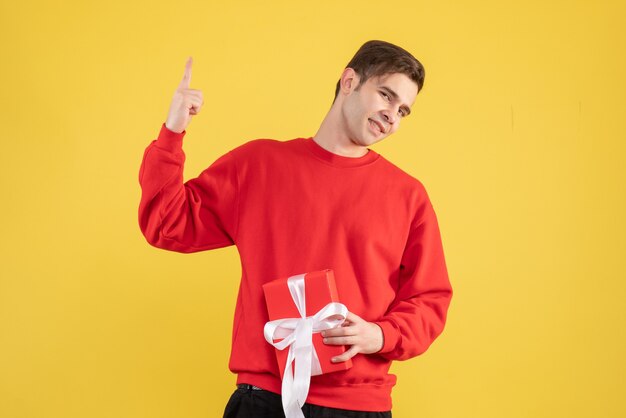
[138,123,453,411]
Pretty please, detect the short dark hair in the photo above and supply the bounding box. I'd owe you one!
[333,40,425,103]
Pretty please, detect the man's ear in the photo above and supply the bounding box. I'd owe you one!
[339,68,360,95]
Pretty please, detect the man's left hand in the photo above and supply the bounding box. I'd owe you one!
[321,311,384,362]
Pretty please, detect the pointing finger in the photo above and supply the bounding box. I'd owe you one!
[178,56,193,90]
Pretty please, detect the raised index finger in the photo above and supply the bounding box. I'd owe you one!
[178,56,192,90]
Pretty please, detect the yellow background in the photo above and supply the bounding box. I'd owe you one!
[1,0,625,417]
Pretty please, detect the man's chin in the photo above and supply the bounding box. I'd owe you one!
[350,137,372,147]
[349,132,384,148]
[364,133,386,146]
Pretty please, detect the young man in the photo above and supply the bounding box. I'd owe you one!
[138,40,453,417]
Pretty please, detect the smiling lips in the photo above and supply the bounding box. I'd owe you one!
[369,118,386,134]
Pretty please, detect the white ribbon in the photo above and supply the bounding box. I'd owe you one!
[264,273,348,418]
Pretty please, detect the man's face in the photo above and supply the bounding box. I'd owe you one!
[340,70,418,147]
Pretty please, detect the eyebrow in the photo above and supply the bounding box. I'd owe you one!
[380,86,412,116]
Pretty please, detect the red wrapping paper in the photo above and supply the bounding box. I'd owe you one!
[263,269,353,377]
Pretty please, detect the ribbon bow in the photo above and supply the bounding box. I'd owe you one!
[264,273,348,418]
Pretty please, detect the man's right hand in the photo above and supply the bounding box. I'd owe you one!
[165,56,204,133]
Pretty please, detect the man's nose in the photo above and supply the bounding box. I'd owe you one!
[382,110,397,125]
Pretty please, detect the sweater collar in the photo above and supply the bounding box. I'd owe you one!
[301,137,379,168]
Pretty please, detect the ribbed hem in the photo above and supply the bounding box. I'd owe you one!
[301,137,380,168]
[236,372,394,412]
[155,122,186,153]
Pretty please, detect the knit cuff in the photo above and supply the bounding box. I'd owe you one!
[373,320,399,354]
[155,122,186,153]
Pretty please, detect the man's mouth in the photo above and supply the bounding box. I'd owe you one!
[369,118,385,134]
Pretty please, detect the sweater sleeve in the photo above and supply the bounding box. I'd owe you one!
[373,192,453,361]
[138,123,239,253]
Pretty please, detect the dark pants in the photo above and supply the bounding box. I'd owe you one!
[223,384,392,418]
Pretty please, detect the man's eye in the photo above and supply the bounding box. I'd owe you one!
[381,92,390,100]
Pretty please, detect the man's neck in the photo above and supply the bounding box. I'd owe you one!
[312,107,369,158]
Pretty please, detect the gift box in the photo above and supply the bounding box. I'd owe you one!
[263,269,353,378]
